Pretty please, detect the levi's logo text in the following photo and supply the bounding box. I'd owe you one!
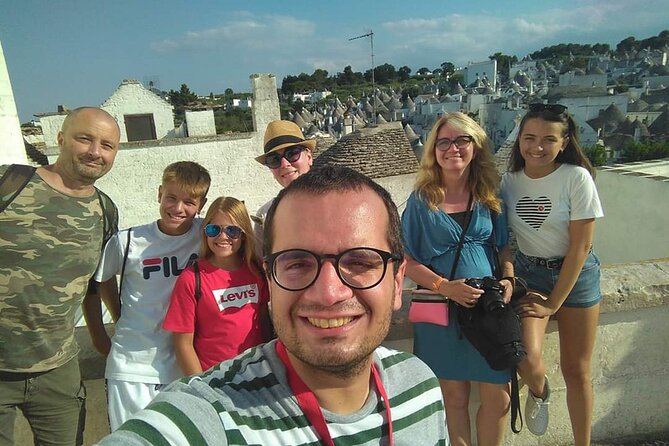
[213,284,259,311]
[142,253,198,279]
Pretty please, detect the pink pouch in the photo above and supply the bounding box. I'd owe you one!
[408,292,449,326]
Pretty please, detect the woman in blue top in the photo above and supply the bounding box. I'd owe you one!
[402,112,515,446]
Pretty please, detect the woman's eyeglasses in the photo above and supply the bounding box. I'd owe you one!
[205,224,243,239]
[436,135,474,151]
[528,103,567,114]
[264,146,306,169]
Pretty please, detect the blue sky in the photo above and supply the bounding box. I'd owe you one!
[1,0,668,122]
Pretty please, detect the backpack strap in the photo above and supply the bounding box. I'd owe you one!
[0,164,36,213]
[118,228,132,301]
[95,187,119,250]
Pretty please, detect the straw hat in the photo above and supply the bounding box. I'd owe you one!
[255,120,317,165]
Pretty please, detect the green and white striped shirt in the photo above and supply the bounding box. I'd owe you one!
[97,340,448,445]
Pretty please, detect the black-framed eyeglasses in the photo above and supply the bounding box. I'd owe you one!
[264,247,403,292]
[264,146,306,169]
[528,103,567,114]
[436,135,474,151]
[205,224,243,239]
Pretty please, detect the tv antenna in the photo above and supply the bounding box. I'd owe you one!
[349,30,376,125]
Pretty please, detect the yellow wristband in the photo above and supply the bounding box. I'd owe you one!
[432,277,446,291]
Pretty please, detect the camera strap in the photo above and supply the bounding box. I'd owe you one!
[448,192,474,281]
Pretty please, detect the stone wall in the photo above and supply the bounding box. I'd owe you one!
[16,259,669,445]
[185,109,215,137]
[593,166,669,264]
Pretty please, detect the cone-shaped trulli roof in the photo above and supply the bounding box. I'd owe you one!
[615,118,650,138]
[379,90,392,103]
[648,103,666,112]
[376,113,388,124]
[440,94,455,102]
[628,99,649,112]
[354,114,367,129]
[313,122,418,178]
[291,112,308,129]
[361,98,374,113]
[385,96,403,110]
[600,103,626,123]
[334,97,345,108]
[587,66,605,75]
[648,110,669,135]
[456,83,467,95]
[402,96,415,110]
[404,123,419,142]
[301,109,314,123]
[304,123,319,137]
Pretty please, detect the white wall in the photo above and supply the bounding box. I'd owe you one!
[559,95,628,125]
[101,80,174,142]
[39,114,67,147]
[593,168,669,264]
[0,40,27,164]
[465,59,497,88]
[185,109,216,137]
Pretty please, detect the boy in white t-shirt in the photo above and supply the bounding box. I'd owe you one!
[91,161,210,430]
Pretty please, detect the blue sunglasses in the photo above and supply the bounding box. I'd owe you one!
[204,224,243,239]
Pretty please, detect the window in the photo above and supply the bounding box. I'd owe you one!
[124,114,156,141]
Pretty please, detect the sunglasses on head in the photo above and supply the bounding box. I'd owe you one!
[264,146,306,169]
[529,103,568,114]
[205,224,243,239]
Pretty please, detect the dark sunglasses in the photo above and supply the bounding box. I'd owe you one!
[264,146,306,169]
[204,224,243,239]
[528,103,567,114]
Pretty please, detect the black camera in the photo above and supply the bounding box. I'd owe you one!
[465,276,505,312]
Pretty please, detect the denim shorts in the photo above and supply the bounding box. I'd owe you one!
[514,250,602,308]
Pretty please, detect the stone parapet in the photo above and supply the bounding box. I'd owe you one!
[16,259,669,445]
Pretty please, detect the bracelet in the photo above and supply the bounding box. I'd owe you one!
[432,277,446,291]
[501,276,516,286]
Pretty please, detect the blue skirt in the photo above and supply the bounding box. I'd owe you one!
[413,315,511,384]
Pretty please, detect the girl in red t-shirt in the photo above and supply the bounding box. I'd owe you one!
[164,196,271,375]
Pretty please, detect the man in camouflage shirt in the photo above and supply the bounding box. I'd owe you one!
[0,107,121,446]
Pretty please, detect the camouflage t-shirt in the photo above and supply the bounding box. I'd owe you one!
[0,165,104,372]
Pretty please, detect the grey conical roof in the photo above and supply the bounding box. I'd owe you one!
[648,110,669,135]
[628,99,649,112]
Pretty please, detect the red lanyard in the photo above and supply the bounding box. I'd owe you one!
[276,341,393,446]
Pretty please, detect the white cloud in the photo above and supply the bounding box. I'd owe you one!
[150,15,316,53]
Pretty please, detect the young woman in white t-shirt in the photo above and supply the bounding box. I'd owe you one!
[500,104,603,446]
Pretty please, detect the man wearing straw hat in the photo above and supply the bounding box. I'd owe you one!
[252,120,316,252]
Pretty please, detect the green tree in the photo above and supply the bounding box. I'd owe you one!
[373,63,397,83]
[168,84,197,108]
[489,52,518,80]
[583,144,607,166]
[416,67,431,76]
[621,141,669,162]
[225,88,234,95]
[440,62,455,76]
[398,65,412,82]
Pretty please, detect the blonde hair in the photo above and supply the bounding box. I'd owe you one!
[162,161,211,200]
[200,196,261,275]
[414,112,501,213]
